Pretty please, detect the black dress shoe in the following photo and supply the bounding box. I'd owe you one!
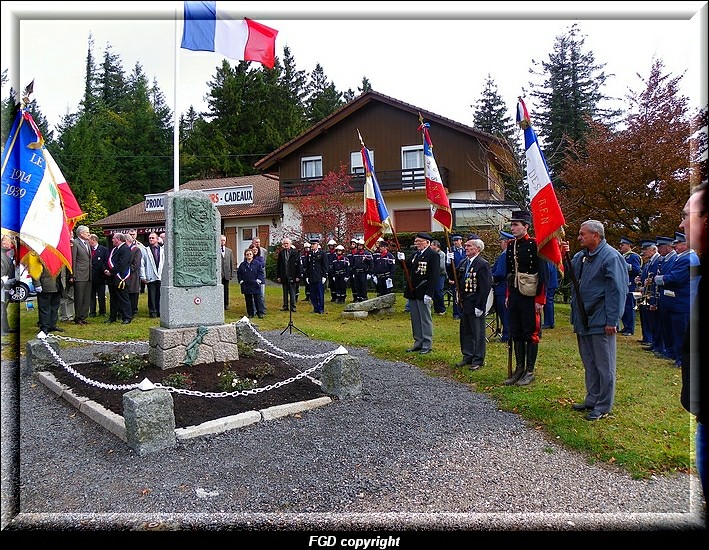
[105,319,115,323]
[406,347,421,353]
[48,326,65,332]
[469,364,482,371]
[280,306,289,311]
[572,403,593,411]
[454,360,470,367]
[419,349,432,355]
[122,320,132,324]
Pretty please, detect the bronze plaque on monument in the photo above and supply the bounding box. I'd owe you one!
[172,194,218,287]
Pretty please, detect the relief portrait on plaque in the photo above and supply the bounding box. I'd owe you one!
[173,195,218,287]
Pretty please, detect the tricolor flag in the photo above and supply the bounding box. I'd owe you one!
[418,120,452,232]
[359,131,391,249]
[181,1,278,69]
[516,97,565,273]
[1,108,81,277]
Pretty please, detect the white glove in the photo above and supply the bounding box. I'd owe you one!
[446,251,454,261]
[397,252,405,261]
[626,263,632,272]
[305,278,310,284]
[321,277,326,284]
[256,279,262,284]
[366,274,371,280]
[372,276,378,284]
[654,275,664,285]
[423,295,433,306]
[475,308,484,317]
[238,280,243,285]
[344,277,349,282]
[35,285,43,293]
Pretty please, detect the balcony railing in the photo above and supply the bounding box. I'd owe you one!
[281,167,449,197]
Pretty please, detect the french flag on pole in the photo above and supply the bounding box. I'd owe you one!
[181,1,278,69]
[516,97,565,274]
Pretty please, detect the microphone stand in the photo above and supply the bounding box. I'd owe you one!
[280,284,307,336]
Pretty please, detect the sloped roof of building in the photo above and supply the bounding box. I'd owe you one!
[95,174,281,229]
[254,89,511,172]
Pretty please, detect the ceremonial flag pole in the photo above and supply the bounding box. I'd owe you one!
[175,1,279,191]
[418,115,459,302]
[358,130,412,291]
[515,97,565,274]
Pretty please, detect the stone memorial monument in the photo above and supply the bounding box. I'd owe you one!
[148,190,239,369]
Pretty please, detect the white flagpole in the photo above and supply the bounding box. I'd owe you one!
[173,6,180,192]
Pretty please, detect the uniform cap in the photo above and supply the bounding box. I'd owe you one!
[510,210,532,224]
[499,231,514,240]
[619,237,634,246]
[309,238,320,244]
[656,236,674,246]
[416,232,432,241]
[467,233,481,241]
[640,239,656,249]
[673,232,686,244]
[451,234,463,241]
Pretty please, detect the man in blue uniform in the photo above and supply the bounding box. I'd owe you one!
[491,230,513,342]
[618,237,642,335]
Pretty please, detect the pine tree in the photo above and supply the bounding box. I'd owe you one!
[305,63,344,126]
[527,23,620,187]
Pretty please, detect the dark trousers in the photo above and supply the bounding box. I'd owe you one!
[281,282,297,310]
[108,285,132,322]
[37,291,61,332]
[222,278,230,309]
[507,291,541,345]
[433,275,446,313]
[90,281,106,315]
[147,280,161,316]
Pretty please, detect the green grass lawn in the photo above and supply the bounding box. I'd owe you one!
[2,283,693,480]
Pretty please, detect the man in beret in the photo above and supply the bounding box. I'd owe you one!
[70,224,93,325]
[397,232,439,354]
[617,237,642,336]
[503,211,548,386]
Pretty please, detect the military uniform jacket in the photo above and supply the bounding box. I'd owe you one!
[349,250,373,274]
[491,249,508,296]
[456,255,492,315]
[372,251,396,278]
[659,249,700,313]
[623,250,642,290]
[641,252,661,308]
[403,245,439,300]
[306,249,328,281]
[329,255,350,277]
[505,235,547,301]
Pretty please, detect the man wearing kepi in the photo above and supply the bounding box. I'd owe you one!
[618,236,642,335]
[398,232,439,354]
[504,210,547,386]
[561,220,627,421]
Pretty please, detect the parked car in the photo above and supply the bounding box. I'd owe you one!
[9,263,37,302]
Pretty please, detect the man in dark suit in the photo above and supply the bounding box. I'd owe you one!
[88,233,108,317]
[397,232,440,354]
[454,237,492,370]
[104,232,132,324]
[70,224,93,324]
[276,237,301,312]
[220,234,234,310]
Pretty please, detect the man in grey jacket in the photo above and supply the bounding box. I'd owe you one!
[561,220,628,421]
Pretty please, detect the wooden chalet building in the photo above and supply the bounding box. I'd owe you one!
[96,90,516,256]
[254,90,517,242]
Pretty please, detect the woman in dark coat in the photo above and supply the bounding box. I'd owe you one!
[237,248,266,318]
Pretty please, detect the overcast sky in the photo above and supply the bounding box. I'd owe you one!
[2,2,706,134]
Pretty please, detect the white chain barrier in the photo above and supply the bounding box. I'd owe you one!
[36,321,346,399]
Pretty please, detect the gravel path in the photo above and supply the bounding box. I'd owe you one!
[1,330,706,536]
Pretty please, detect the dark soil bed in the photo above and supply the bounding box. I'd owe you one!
[45,353,327,429]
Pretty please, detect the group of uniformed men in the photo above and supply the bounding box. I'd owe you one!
[625,232,700,369]
[290,236,398,308]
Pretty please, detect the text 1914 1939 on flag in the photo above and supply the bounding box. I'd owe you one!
[516,97,565,274]
[1,107,84,278]
[181,1,278,69]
